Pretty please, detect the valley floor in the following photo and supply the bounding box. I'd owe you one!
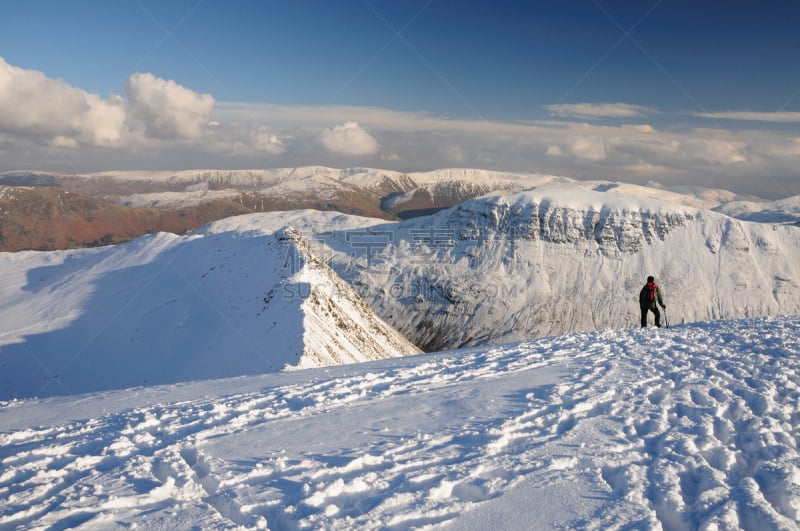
[1,316,799,530]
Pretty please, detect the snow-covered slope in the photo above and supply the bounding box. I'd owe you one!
[5,168,763,255]
[3,182,799,395]
[81,166,754,211]
[319,189,800,349]
[80,167,548,189]
[715,195,800,225]
[197,189,800,351]
[0,226,420,400]
[116,188,241,208]
[5,165,765,223]
[581,180,742,209]
[2,316,799,529]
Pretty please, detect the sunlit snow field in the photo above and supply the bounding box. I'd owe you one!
[2,316,799,529]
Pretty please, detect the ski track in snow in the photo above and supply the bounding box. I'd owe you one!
[1,317,800,529]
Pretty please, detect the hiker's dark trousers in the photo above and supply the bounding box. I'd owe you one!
[640,304,661,328]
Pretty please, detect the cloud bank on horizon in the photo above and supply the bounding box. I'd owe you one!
[0,0,799,199]
[1,54,799,199]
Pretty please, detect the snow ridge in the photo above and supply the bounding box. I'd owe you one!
[0,226,419,400]
[280,228,422,369]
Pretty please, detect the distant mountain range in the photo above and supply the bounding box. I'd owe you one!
[5,166,795,252]
[0,167,549,251]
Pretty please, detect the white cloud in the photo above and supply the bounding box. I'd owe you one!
[49,136,79,149]
[0,56,798,198]
[0,56,126,147]
[83,93,127,145]
[125,72,214,139]
[251,129,284,155]
[694,111,800,123]
[539,122,744,168]
[625,162,672,174]
[441,145,465,163]
[545,103,654,120]
[0,58,212,147]
[320,122,379,156]
[206,124,286,157]
[690,133,747,164]
[546,145,564,157]
[569,136,607,161]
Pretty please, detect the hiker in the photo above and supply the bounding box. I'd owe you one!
[639,275,666,328]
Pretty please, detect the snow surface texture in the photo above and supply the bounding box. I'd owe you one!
[0,220,419,399]
[1,317,799,529]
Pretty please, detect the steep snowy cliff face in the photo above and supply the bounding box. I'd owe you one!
[436,190,695,254]
[322,189,800,350]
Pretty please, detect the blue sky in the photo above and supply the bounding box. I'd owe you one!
[1,0,800,198]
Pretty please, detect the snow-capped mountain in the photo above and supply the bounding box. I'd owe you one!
[0,223,419,400]
[0,167,560,251]
[714,195,800,225]
[97,167,559,216]
[2,166,568,215]
[81,166,758,213]
[5,181,799,393]
[327,188,800,350]
[3,170,800,527]
[2,316,799,529]
[4,166,786,253]
[199,187,800,351]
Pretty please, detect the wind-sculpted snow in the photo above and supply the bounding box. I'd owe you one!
[1,316,798,529]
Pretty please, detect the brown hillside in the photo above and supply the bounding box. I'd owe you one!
[0,186,395,252]
[0,187,247,252]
